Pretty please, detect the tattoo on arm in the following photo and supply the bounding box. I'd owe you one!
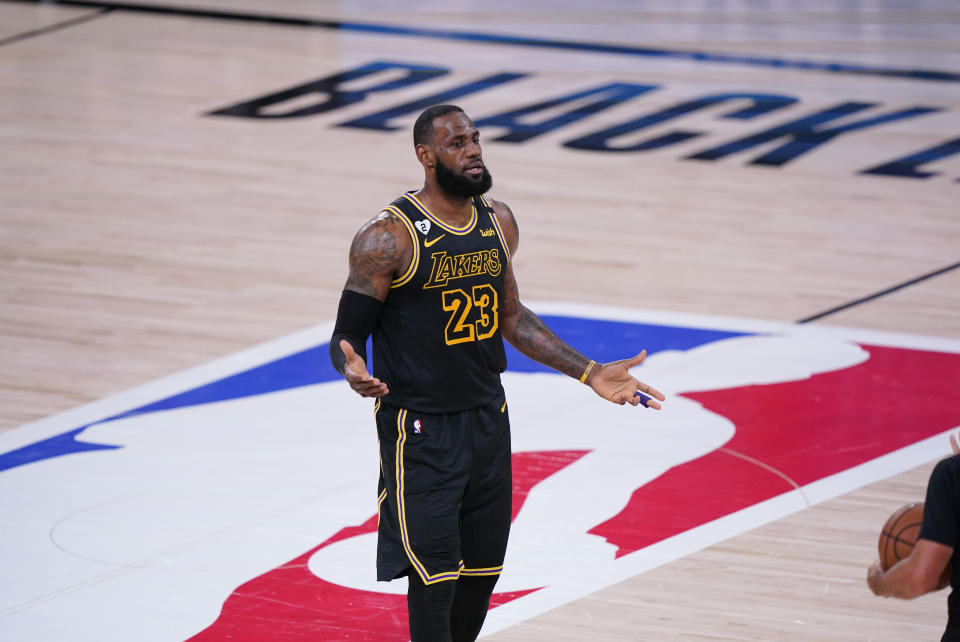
[510,306,589,379]
[344,214,409,301]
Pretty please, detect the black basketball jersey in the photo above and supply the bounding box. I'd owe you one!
[919,454,960,633]
[372,191,509,413]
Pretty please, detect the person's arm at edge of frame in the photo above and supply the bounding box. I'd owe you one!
[491,199,665,408]
[867,539,953,598]
[329,211,413,398]
[867,432,959,598]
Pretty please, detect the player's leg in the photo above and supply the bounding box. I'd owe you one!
[453,391,513,641]
[375,402,418,582]
[450,575,500,642]
[407,573,456,642]
[378,404,472,637]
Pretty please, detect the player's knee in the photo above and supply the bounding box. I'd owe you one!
[451,575,499,642]
[407,574,456,642]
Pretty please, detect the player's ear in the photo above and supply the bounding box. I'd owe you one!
[415,143,435,168]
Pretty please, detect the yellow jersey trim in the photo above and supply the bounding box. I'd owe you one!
[383,205,419,288]
[461,565,504,577]
[487,210,511,264]
[403,192,477,235]
[376,487,387,528]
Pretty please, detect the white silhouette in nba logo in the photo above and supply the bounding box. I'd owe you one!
[3,307,959,642]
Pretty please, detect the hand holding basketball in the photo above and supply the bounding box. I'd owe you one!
[875,501,952,591]
[878,502,924,571]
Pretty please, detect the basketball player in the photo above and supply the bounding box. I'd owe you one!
[329,104,665,642]
[867,433,959,642]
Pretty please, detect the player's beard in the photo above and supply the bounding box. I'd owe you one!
[434,157,493,198]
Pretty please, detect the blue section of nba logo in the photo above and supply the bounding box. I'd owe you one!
[0,315,749,473]
[0,428,121,473]
[0,348,341,473]
[505,316,748,373]
[119,347,340,417]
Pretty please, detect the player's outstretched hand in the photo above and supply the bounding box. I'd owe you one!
[340,340,389,398]
[588,350,665,408]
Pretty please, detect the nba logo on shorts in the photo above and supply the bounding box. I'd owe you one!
[413,419,422,434]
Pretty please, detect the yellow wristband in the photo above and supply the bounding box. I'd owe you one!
[579,360,596,384]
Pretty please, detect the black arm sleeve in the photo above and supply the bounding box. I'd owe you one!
[329,289,383,375]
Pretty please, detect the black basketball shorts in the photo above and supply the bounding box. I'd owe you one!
[374,388,512,585]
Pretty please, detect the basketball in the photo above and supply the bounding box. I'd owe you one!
[878,502,924,571]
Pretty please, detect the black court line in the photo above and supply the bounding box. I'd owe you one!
[4,0,960,83]
[0,6,111,47]
[798,260,960,324]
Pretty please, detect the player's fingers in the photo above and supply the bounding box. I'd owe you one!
[353,378,387,396]
[625,350,647,368]
[633,390,663,410]
[350,380,372,394]
[639,382,666,401]
[360,386,389,398]
[344,362,375,385]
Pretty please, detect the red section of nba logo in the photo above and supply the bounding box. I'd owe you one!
[589,344,960,557]
[189,343,960,640]
[189,450,588,641]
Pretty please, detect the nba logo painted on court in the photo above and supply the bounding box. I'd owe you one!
[1,304,958,641]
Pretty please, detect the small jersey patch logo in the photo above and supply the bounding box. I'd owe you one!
[413,419,422,434]
[480,227,496,237]
[415,219,431,235]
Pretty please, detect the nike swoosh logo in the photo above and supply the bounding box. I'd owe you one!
[424,234,446,248]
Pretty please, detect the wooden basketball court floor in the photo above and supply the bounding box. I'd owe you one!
[1,1,959,639]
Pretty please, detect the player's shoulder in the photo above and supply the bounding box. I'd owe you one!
[483,196,514,218]
[351,205,414,252]
[482,196,519,255]
[483,197,517,230]
[938,453,960,471]
[930,454,960,485]
[361,208,407,233]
